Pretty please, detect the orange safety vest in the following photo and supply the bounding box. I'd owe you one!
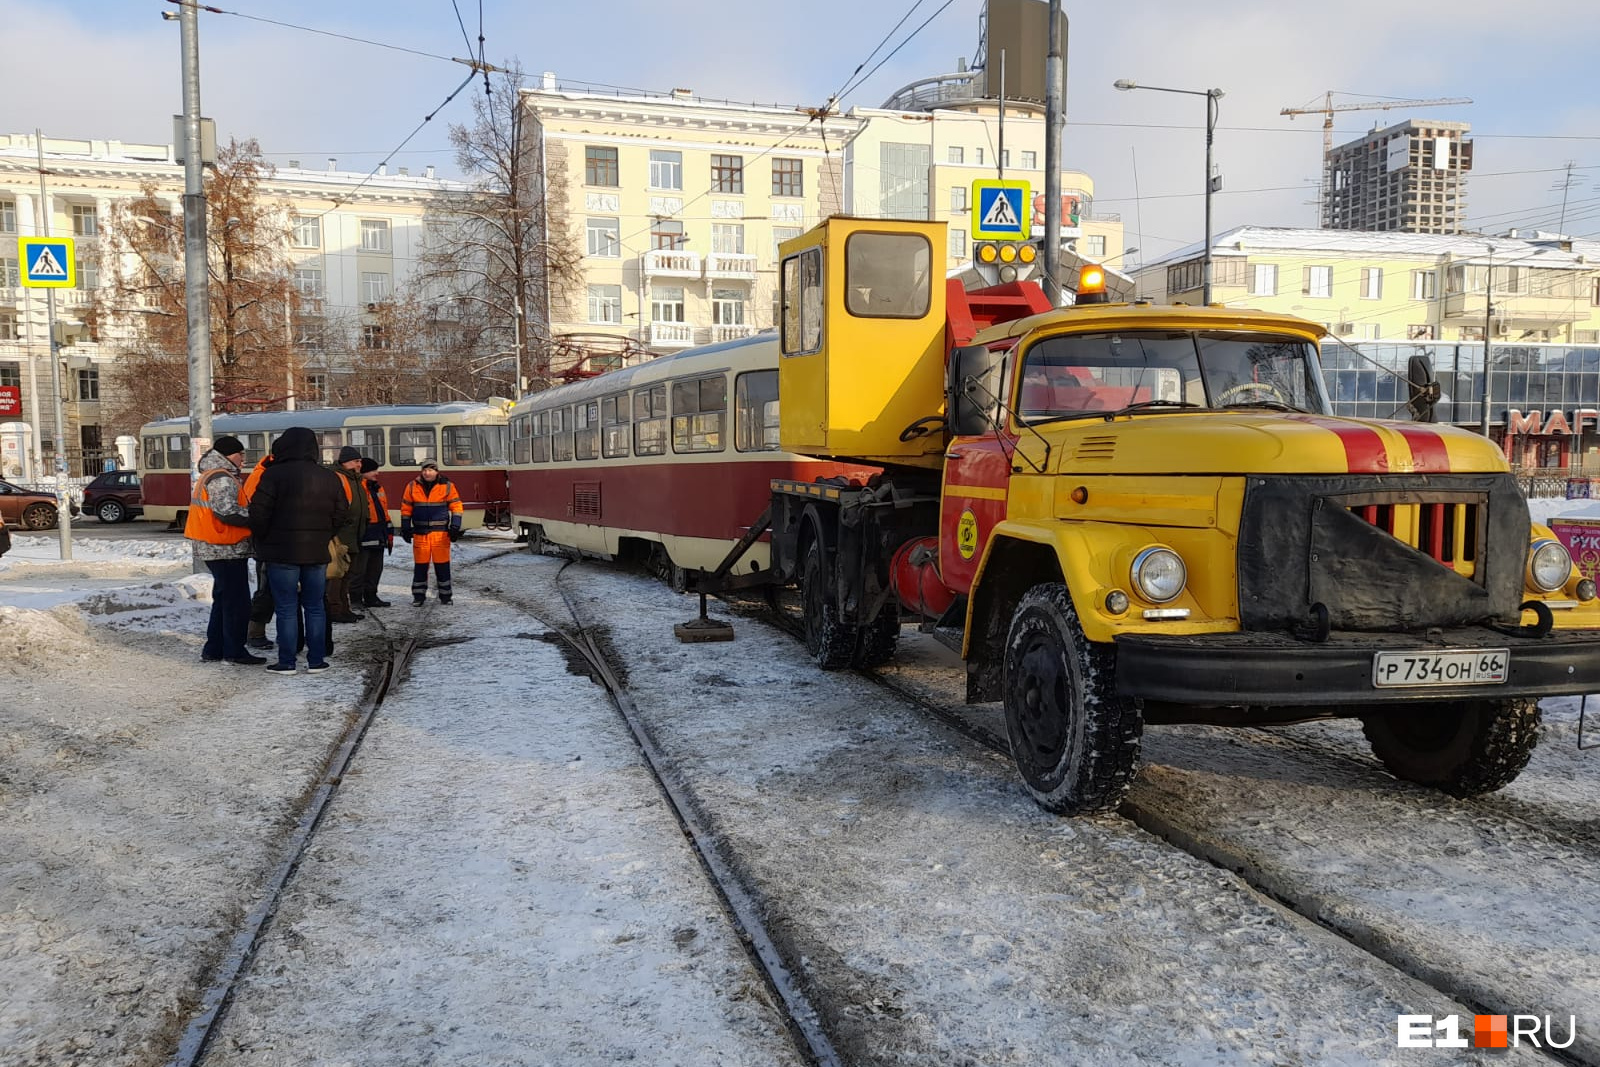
[237,456,270,507]
[364,481,389,524]
[184,467,251,545]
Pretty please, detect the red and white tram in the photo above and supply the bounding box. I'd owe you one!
[138,402,512,528]
[508,335,873,574]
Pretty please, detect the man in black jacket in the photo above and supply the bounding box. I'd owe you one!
[247,426,347,674]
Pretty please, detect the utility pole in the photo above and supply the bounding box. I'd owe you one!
[1479,246,1494,438]
[177,0,213,463]
[996,49,1005,181]
[1042,1,1066,304]
[36,130,72,559]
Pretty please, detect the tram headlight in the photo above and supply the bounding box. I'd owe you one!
[1131,546,1187,604]
[1527,539,1572,593]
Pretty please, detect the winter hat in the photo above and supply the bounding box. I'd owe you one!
[359,457,380,473]
[213,435,245,456]
[337,445,363,465]
[419,459,439,472]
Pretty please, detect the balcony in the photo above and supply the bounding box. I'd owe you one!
[712,324,760,343]
[649,322,695,348]
[705,252,758,280]
[641,249,702,279]
[1442,291,1581,326]
[0,287,20,304]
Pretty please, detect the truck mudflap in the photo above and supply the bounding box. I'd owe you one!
[1115,627,1600,706]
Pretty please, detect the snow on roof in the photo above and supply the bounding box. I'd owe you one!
[1139,226,1600,273]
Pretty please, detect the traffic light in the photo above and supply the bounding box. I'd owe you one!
[972,239,1040,284]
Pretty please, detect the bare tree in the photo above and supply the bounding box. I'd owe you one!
[95,139,299,433]
[417,62,583,394]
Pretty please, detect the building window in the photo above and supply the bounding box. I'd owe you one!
[672,375,726,453]
[1592,278,1600,306]
[651,219,685,251]
[1412,270,1438,300]
[292,215,320,248]
[359,219,391,253]
[711,223,745,254]
[294,267,324,299]
[880,142,929,219]
[75,259,98,290]
[948,146,965,165]
[974,147,985,166]
[1249,263,1278,296]
[1215,259,1248,287]
[1408,324,1436,341]
[711,154,744,194]
[587,284,622,324]
[0,360,19,385]
[76,368,99,401]
[71,205,97,237]
[361,324,389,349]
[772,157,804,198]
[586,217,620,258]
[712,288,745,325]
[772,226,801,264]
[0,258,17,288]
[649,150,683,190]
[1302,265,1332,298]
[585,146,619,187]
[1084,234,1107,258]
[1574,329,1599,345]
[1360,267,1383,300]
[361,272,390,304]
[1000,149,1011,169]
[304,374,327,404]
[1166,259,1203,295]
[948,228,967,258]
[651,285,685,323]
[0,313,17,342]
[1021,150,1037,170]
[0,200,15,234]
[950,186,968,214]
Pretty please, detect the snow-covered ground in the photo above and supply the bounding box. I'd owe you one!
[1,533,1586,1066]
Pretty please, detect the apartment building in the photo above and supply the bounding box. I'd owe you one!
[1324,119,1473,234]
[0,133,457,477]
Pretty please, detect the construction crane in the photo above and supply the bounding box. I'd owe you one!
[1281,91,1473,157]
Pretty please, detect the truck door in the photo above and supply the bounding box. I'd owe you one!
[940,344,1016,593]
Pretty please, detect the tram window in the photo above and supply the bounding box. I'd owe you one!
[531,411,550,463]
[735,370,780,452]
[780,247,823,356]
[511,415,533,465]
[242,433,268,466]
[165,434,189,469]
[633,384,667,456]
[672,375,726,454]
[142,436,165,469]
[845,232,931,319]
[442,425,476,466]
[391,426,436,466]
[575,402,600,461]
[314,429,344,464]
[551,407,575,462]
[475,425,507,465]
[601,393,630,459]
[347,427,384,462]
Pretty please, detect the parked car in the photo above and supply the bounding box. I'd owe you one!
[0,479,61,530]
[82,469,144,523]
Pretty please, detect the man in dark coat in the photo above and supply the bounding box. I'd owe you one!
[326,445,368,623]
[247,426,348,674]
[350,456,394,608]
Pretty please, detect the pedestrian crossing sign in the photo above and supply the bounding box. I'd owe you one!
[19,236,76,288]
[971,179,1030,240]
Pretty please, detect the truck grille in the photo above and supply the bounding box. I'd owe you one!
[1348,502,1479,579]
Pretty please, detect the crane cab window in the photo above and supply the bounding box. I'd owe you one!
[780,247,823,356]
[672,375,726,453]
[844,232,931,319]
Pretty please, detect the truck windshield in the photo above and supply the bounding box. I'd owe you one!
[1017,330,1326,420]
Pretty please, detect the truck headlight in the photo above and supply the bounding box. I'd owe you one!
[1131,546,1187,604]
[1527,539,1572,593]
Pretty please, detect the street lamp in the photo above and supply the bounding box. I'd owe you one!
[1114,79,1224,304]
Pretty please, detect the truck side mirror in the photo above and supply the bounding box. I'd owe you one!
[1406,354,1441,423]
[946,345,1004,437]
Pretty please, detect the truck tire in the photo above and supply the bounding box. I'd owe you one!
[1002,583,1142,815]
[853,600,901,668]
[1361,698,1540,797]
[802,538,858,670]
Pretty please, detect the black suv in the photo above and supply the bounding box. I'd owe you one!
[82,470,144,523]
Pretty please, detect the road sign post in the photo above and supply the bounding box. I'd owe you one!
[17,231,75,559]
[971,179,1031,242]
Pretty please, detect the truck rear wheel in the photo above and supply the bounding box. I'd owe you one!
[1361,698,1540,797]
[802,538,857,670]
[853,600,901,668]
[1002,583,1142,815]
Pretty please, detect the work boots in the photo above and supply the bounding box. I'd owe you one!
[247,620,274,650]
[326,576,364,624]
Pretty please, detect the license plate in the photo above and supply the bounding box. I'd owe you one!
[1372,648,1510,688]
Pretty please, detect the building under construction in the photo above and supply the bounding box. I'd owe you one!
[1324,118,1473,234]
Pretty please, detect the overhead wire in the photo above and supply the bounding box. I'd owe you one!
[835,0,959,107]
[826,0,927,107]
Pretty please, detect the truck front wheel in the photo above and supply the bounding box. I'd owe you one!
[1361,698,1540,797]
[1002,583,1143,815]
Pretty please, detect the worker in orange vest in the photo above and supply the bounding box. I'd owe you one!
[350,456,394,607]
[184,435,265,665]
[399,459,463,605]
[238,451,278,651]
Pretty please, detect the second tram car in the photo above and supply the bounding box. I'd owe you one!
[507,335,872,576]
[138,402,512,528]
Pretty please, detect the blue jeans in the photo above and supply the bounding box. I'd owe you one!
[202,558,250,660]
[266,563,328,668]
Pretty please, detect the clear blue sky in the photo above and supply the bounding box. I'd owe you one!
[7,0,1599,261]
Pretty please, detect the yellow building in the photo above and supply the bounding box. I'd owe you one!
[1135,226,1600,345]
[0,133,459,478]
